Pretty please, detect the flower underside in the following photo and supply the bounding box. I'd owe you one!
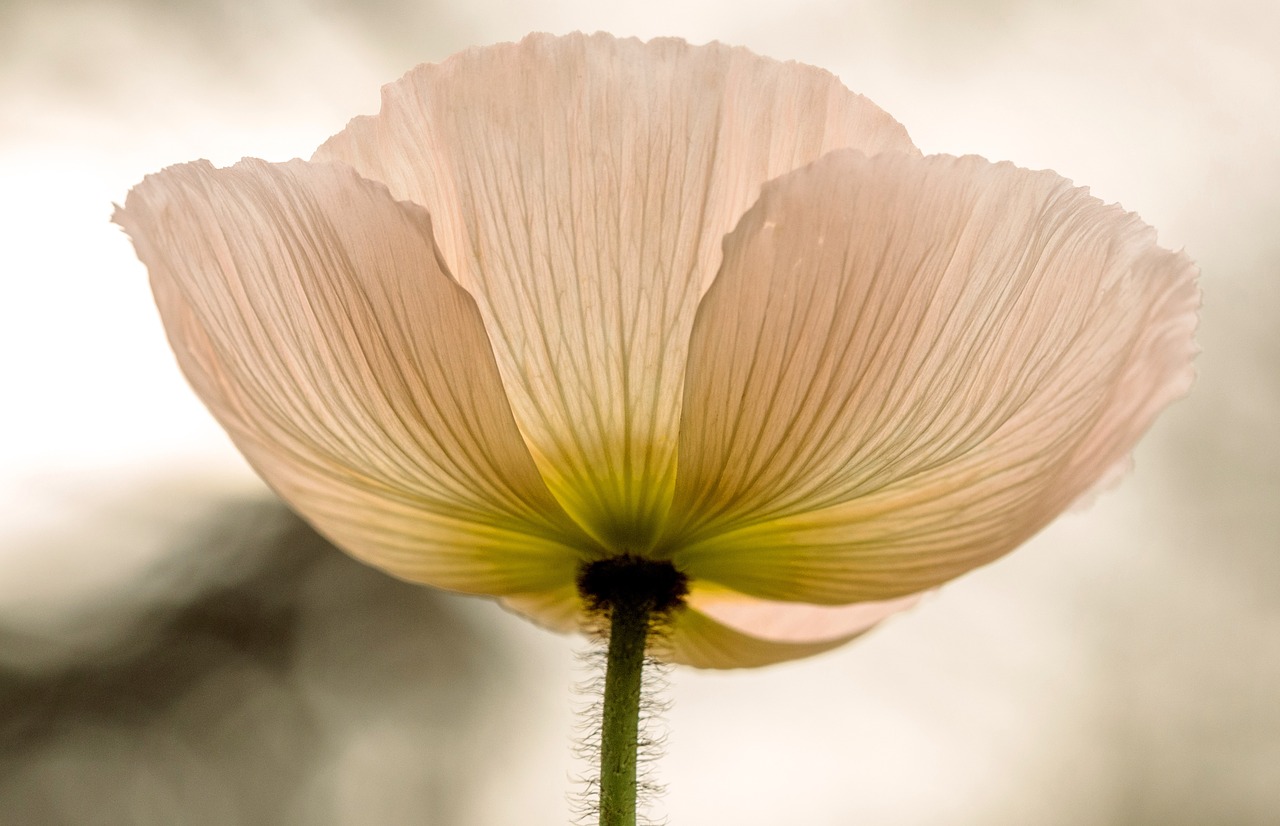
[116,32,1199,669]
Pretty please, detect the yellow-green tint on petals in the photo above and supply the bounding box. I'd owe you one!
[314,32,918,552]
[664,151,1199,604]
[116,159,597,596]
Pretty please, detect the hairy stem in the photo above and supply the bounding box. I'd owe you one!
[597,594,650,826]
[578,555,687,826]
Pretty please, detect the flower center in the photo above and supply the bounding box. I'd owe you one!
[576,555,688,616]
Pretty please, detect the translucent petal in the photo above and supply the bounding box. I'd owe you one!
[656,607,872,669]
[666,152,1199,603]
[314,32,917,549]
[684,584,923,644]
[117,158,595,595]
[500,583,915,668]
[500,586,583,636]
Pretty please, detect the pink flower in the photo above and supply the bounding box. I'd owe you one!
[116,33,1198,668]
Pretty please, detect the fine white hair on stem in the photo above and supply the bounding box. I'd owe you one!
[571,614,678,826]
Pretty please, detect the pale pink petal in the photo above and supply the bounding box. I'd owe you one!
[655,607,860,669]
[665,152,1199,603]
[501,583,914,668]
[314,32,917,549]
[499,583,880,665]
[684,585,923,644]
[116,159,597,596]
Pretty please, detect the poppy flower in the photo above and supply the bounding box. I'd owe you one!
[116,33,1198,669]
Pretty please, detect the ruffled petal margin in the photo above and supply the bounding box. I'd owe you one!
[116,158,595,596]
[314,32,917,550]
[665,151,1199,603]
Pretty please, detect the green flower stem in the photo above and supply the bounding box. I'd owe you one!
[579,555,686,826]
[598,592,650,826]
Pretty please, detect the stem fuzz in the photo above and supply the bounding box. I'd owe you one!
[577,555,688,826]
[598,593,650,826]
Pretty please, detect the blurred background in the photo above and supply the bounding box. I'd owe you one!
[1,0,1276,823]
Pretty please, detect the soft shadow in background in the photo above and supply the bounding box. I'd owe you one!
[0,493,533,825]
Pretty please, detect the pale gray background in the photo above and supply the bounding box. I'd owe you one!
[1,0,1276,823]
